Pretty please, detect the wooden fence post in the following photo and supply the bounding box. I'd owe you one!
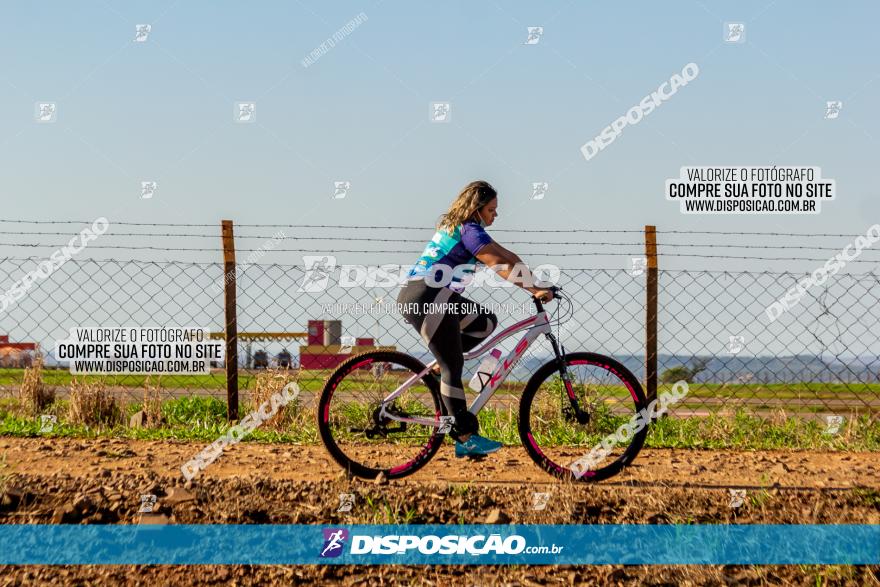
[221,220,239,421]
[645,225,658,401]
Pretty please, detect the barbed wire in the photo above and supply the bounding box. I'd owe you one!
[1,219,874,239]
[1,230,878,254]
[0,244,863,262]
[1,242,879,263]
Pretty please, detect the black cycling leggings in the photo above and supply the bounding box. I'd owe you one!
[397,279,498,440]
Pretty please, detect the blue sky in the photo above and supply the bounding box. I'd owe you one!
[1,0,878,272]
[2,1,880,360]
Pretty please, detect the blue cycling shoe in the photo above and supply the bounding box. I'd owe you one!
[455,434,502,458]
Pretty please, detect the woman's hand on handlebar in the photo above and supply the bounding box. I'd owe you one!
[530,287,555,302]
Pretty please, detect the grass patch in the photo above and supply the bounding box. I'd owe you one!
[0,394,877,451]
[3,368,880,402]
[160,396,227,427]
[852,487,880,508]
[0,368,329,392]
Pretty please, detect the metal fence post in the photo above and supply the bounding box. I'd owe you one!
[221,220,239,421]
[645,225,658,401]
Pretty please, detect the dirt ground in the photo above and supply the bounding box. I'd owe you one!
[0,437,878,585]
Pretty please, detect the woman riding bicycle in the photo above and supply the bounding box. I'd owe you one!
[397,180,555,458]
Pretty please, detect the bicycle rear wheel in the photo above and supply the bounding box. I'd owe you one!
[317,350,446,480]
[519,352,649,482]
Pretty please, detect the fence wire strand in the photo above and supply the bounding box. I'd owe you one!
[0,224,877,424]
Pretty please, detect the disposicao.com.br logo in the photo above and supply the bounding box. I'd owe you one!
[320,528,349,558]
[318,529,563,557]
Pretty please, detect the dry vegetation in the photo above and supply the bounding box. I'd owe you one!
[248,368,302,431]
[16,355,55,417]
[141,376,163,428]
[67,378,121,427]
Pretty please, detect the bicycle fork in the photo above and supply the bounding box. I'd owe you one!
[545,331,591,425]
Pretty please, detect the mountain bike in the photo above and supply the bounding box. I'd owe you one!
[317,285,650,482]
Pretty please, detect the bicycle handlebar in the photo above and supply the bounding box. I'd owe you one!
[531,285,562,311]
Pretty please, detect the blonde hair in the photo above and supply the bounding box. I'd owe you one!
[436,180,497,233]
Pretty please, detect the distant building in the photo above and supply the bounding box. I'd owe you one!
[0,334,38,368]
[299,320,395,369]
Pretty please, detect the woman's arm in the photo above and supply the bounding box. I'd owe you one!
[475,242,551,297]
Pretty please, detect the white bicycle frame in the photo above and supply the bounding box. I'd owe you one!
[377,309,553,428]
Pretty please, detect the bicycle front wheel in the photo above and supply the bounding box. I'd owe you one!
[317,350,446,480]
[519,352,649,483]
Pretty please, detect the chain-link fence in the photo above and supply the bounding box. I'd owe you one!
[0,258,225,403]
[1,222,879,423]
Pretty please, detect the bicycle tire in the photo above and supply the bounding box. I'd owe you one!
[318,350,446,480]
[519,351,649,483]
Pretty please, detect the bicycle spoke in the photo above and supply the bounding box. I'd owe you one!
[319,353,444,478]
[521,353,647,482]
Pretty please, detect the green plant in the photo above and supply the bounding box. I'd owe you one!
[852,487,880,508]
[161,396,227,426]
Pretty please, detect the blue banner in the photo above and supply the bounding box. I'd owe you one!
[0,524,876,565]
